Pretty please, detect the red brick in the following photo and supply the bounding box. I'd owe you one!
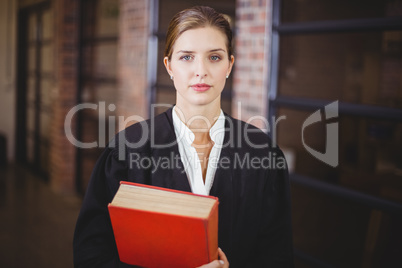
[232,0,271,124]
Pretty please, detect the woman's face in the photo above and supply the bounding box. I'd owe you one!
[164,26,234,109]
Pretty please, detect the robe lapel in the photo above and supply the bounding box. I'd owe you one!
[148,109,239,195]
[149,108,191,192]
[209,147,234,197]
[209,114,237,256]
[210,114,235,197]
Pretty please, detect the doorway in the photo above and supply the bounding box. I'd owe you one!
[16,1,54,179]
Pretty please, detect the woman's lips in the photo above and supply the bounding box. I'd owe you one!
[191,83,211,92]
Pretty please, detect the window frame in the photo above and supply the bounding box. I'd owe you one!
[268,0,402,266]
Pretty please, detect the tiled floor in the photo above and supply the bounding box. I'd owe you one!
[0,164,82,268]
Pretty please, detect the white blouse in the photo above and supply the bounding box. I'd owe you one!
[172,106,225,195]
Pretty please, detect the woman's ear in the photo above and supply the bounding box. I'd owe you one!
[227,55,235,77]
[163,57,172,77]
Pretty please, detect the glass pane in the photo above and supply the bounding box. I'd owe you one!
[82,0,96,38]
[82,45,94,79]
[40,111,50,141]
[27,78,36,103]
[41,79,54,107]
[276,107,402,201]
[282,0,399,23]
[41,9,54,39]
[41,44,54,73]
[291,184,372,267]
[28,13,37,42]
[27,105,35,134]
[26,136,34,163]
[94,84,117,108]
[27,77,36,134]
[94,43,117,78]
[81,84,96,103]
[40,140,50,174]
[279,107,402,266]
[28,46,36,72]
[96,0,119,37]
[278,31,402,109]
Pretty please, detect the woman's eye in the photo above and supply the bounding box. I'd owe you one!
[180,55,192,61]
[210,55,221,61]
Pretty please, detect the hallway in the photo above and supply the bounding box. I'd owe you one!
[0,164,82,267]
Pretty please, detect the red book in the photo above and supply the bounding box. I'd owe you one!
[108,181,219,268]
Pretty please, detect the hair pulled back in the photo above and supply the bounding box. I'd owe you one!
[164,6,233,60]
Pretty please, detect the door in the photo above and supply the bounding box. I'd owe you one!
[16,2,54,179]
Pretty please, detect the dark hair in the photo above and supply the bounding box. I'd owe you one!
[164,6,233,60]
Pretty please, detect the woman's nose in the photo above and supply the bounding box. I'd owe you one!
[195,59,208,78]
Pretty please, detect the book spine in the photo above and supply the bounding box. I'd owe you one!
[207,201,219,261]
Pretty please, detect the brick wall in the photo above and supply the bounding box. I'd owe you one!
[46,0,272,194]
[117,0,150,129]
[116,0,273,128]
[232,0,271,129]
[49,0,80,194]
[116,0,272,129]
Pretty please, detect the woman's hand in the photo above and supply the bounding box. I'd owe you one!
[197,248,229,268]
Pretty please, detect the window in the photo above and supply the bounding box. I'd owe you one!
[77,0,119,193]
[16,2,54,179]
[270,0,402,266]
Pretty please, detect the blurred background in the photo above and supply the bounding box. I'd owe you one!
[0,0,402,267]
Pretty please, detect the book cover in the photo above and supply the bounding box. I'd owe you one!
[108,181,219,268]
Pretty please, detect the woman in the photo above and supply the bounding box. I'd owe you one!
[73,6,293,268]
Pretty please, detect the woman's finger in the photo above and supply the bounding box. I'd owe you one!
[197,259,224,268]
[218,247,229,267]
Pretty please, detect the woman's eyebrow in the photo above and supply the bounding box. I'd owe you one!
[176,48,226,54]
[176,50,194,54]
[209,48,226,53]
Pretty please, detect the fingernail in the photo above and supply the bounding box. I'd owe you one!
[219,260,224,265]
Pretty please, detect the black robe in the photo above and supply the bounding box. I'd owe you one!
[73,108,294,267]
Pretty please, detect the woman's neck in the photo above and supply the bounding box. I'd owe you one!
[174,103,221,141]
